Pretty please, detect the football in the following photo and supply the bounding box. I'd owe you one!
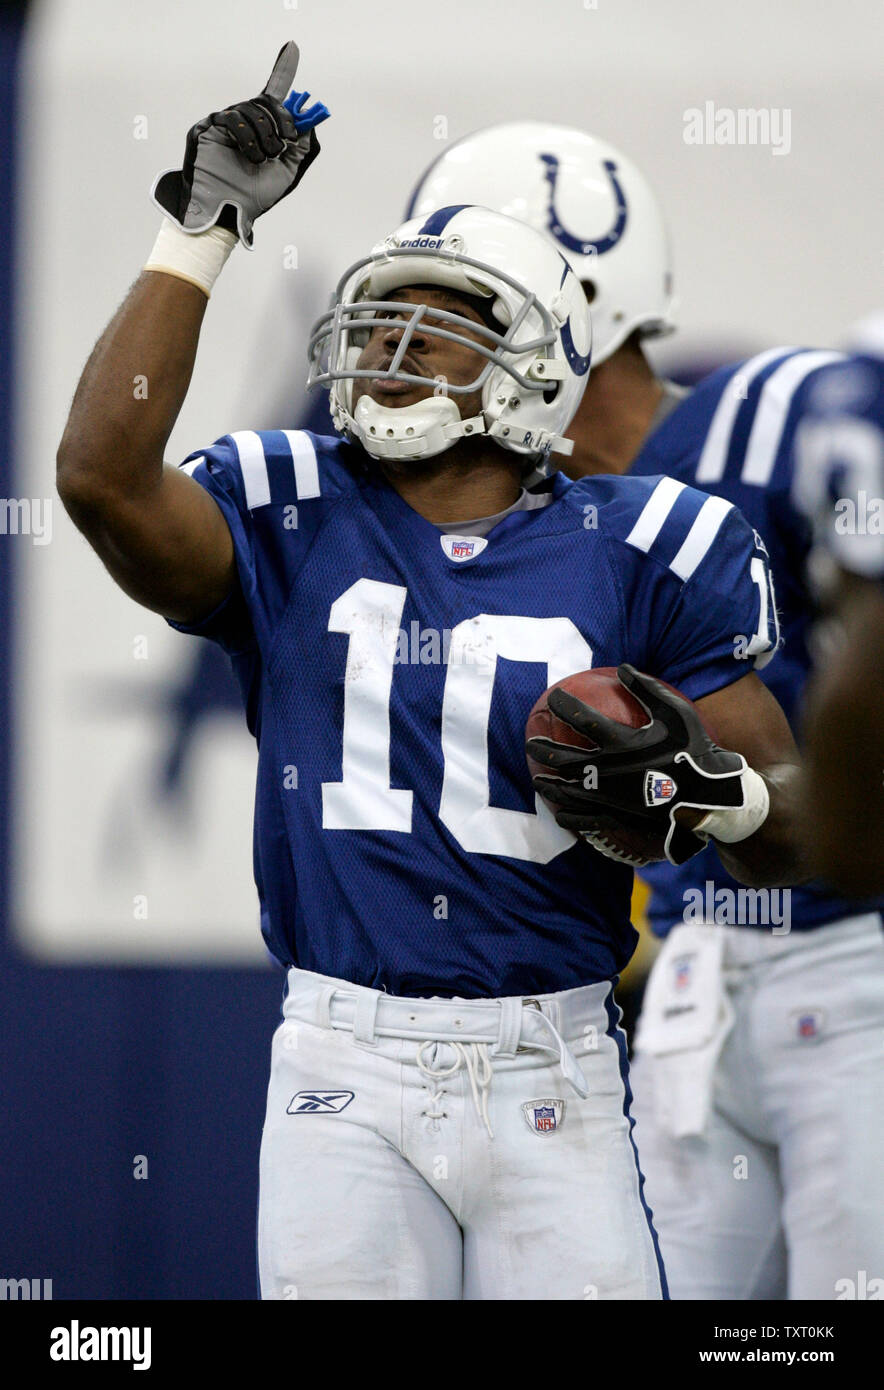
[525,667,706,864]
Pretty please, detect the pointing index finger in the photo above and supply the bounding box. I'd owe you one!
[263,40,300,102]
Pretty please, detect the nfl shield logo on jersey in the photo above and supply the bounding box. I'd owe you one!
[644,770,677,806]
[440,534,488,563]
[522,1098,565,1135]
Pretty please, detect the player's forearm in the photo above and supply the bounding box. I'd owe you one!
[800,584,884,895]
[57,269,207,509]
[707,762,811,888]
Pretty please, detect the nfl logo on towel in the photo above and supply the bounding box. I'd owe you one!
[522,1098,565,1134]
[673,954,693,990]
[644,771,677,806]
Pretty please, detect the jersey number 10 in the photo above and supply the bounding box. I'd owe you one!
[320,577,594,865]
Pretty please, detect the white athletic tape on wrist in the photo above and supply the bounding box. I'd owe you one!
[694,766,770,844]
[144,218,237,297]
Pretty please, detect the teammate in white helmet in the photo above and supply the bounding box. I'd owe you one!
[408,122,884,1300]
[407,122,682,482]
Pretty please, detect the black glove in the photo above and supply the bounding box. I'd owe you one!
[527,663,749,866]
[151,41,329,247]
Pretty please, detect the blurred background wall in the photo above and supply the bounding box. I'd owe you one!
[1,0,882,1296]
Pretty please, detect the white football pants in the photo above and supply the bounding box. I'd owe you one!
[258,967,667,1300]
[630,912,884,1299]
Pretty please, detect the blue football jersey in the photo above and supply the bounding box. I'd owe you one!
[172,428,777,996]
[630,346,884,935]
[792,351,884,588]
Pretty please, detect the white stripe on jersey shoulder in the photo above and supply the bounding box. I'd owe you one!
[281,430,321,500]
[228,429,323,510]
[624,476,687,553]
[229,430,272,509]
[669,493,733,581]
[624,477,733,581]
[180,456,205,477]
[741,349,843,487]
[695,347,798,484]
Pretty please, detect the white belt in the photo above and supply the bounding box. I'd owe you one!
[282,975,593,1139]
[327,989,589,1141]
[316,988,590,1103]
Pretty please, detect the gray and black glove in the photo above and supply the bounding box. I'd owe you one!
[151,41,329,248]
[527,664,752,867]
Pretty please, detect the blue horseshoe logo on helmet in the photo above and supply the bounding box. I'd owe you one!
[561,316,591,376]
[539,154,628,257]
[556,260,591,377]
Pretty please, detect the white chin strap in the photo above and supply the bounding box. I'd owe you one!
[350,396,486,461]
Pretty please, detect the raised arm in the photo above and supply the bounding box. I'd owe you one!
[57,268,234,622]
[56,40,329,624]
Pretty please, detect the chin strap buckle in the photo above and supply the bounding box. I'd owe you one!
[527,358,567,381]
[445,413,487,442]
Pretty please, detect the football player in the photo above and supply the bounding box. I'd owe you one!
[407,123,884,1299]
[792,316,884,895]
[58,53,805,1300]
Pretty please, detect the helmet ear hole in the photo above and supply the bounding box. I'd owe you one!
[582,280,597,305]
[543,382,561,404]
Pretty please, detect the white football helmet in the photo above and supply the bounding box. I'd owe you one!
[843,311,884,358]
[405,122,676,365]
[307,204,591,465]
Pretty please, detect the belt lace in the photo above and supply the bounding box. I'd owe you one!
[416,1040,495,1138]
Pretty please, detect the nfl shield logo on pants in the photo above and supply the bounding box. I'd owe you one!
[522,1098,565,1134]
[791,1008,826,1040]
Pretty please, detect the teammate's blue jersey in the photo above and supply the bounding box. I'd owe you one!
[172,428,776,996]
[630,346,884,935]
[792,349,884,587]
